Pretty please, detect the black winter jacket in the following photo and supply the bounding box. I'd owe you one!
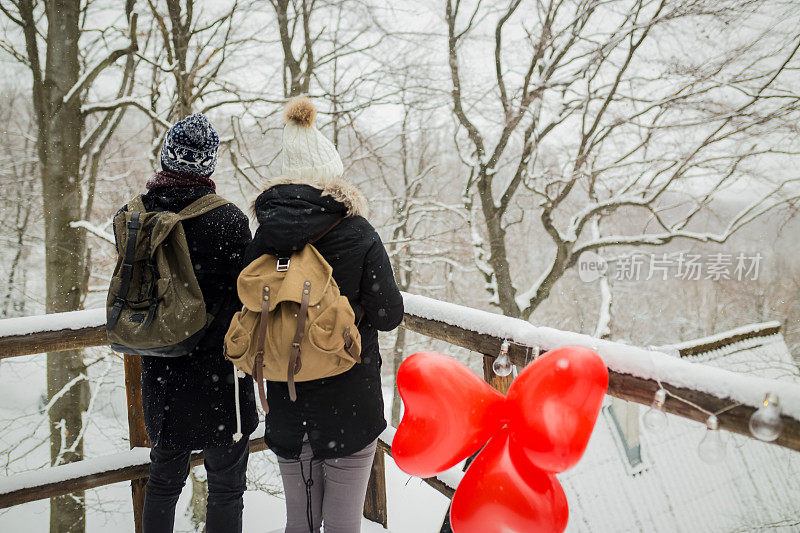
[123,185,259,450]
[245,177,404,460]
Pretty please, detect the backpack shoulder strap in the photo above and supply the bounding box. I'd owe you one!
[107,210,142,332]
[147,194,228,254]
[308,218,343,245]
[176,193,230,221]
[127,195,146,213]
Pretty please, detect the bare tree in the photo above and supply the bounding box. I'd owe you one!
[228,0,391,188]
[0,89,38,318]
[145,0,261,120]
[142,0,246,162]
[271,0,315,98]
[0,1,138,530]
[378,90,456,426]
[446,0,800,319]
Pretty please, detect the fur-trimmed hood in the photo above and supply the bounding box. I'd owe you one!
[247,175,369,257]
[257,175,368,218]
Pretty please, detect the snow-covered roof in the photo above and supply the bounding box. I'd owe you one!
[562,324,800,532]
[659,321,784,358]
[561,403,800,532]
[659,321,797,382]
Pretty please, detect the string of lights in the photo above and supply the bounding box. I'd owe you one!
[492,339,784,464]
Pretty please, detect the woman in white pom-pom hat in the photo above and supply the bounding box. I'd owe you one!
[243,97,404,532]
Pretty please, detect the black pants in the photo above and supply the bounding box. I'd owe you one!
[142,437,249,533]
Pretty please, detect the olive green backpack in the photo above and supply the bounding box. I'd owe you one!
[106,194,230,356]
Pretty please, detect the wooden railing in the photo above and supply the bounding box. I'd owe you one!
[1,293,799,531]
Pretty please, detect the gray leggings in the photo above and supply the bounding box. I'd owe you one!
[277,438,378,533]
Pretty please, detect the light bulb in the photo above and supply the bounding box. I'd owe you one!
[493,340,513,377]
[749,393,782,442]
[697,415,726,464]
[642,388,668,432]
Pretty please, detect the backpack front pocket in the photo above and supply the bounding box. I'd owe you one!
[224,308,259,370]
[308,302,351,354]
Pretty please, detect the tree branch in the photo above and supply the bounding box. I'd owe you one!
[62,12,139,110]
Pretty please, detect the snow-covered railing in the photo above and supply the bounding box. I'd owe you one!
[1,296,799,452]
[401,293,800,453]
[404,294,800,451]
[661,320,782,358]
[0,438,269,508]
[1,294,799,531]
[0,426,459,511]
[0,448,153,508]
[0,308,106,359]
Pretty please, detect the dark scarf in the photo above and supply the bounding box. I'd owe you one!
[146,170,216,190]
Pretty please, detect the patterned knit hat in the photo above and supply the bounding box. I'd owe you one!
[160,113,219,177]
[281,97,344,180]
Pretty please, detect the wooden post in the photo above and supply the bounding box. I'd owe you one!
[482,354,514,394]
[124,354,150,533]
[363,447,388,528]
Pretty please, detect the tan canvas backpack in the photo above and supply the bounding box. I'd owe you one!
[224,220,362,412]
[107,194,230,356]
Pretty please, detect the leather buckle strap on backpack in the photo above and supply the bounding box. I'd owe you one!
[254,285,271,413]
[276,257,290,272]
[253,353,268,414]
[342,327,362,363]
[280,216,342,399]
[287,280,311,402]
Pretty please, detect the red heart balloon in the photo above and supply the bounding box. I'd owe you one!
[393,351,505,477]
[506,345,608,473]
[451,428,568,533]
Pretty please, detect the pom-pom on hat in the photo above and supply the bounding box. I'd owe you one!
[281,97,344,181]
[160,113,219,177]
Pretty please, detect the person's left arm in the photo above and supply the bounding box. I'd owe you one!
[358,229,404,331]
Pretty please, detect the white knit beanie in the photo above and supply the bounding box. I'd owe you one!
[281,97,344,181]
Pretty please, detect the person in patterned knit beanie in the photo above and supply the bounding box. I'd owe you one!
[146,113,220,190]
[161,113,219,176]
[129,111,258,532]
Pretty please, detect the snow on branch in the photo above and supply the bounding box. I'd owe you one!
[69,220,114,245]
[566,194,650,241]
[571,178,800,258]
[43,373,87,415]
